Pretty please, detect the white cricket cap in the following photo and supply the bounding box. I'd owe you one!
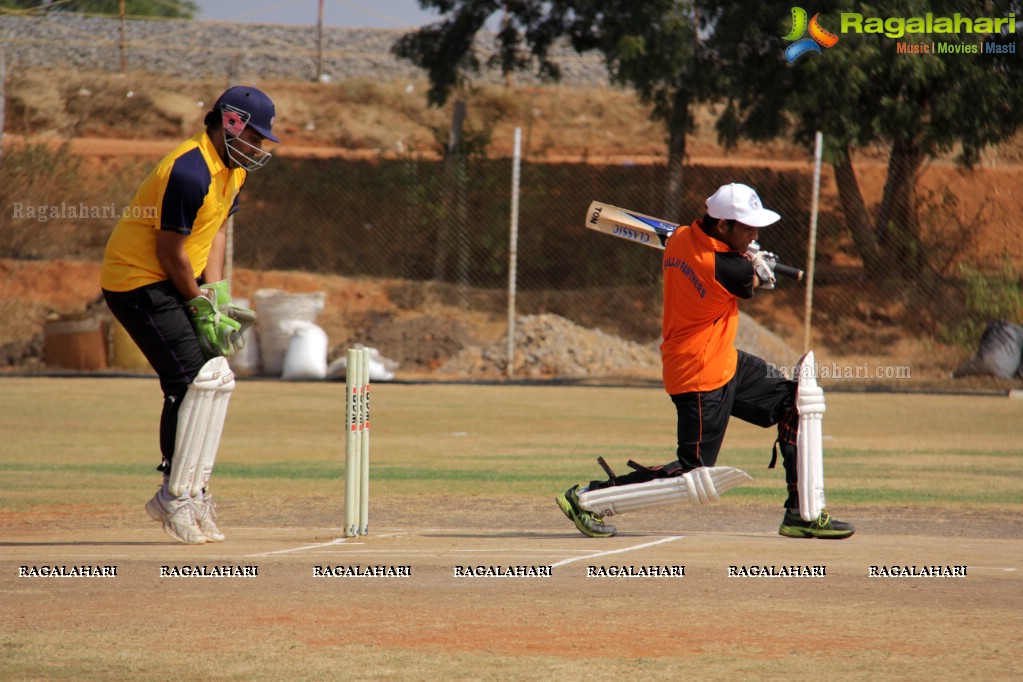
[705,183,781,227]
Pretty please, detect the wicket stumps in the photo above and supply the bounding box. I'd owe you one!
[344,347,370,537]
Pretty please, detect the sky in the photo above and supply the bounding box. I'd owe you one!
[193,0,491,30]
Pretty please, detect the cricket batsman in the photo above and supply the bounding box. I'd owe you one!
[100,86,278,544]
[557,183,855,540]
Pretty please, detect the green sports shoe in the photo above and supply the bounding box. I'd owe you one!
[779,508,855,539]
[556,485,617,538]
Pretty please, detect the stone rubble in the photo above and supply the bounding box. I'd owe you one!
[0,14,609,86]
[441,314,662,379]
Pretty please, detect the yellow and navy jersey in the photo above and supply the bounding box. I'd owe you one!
[100,131,246,292]
[660,220,755,394]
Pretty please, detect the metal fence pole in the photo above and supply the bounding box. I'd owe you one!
[118,0,127,74]
[803,131,823,353]
[223,70,238,283]
[316,0,324,81]
[0,50,6,166]
[507,127,522,377]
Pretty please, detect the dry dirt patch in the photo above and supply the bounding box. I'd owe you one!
[2,499,1019,679]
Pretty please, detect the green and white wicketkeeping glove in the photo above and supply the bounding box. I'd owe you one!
[187,292,242,359]
[199,280,257,351]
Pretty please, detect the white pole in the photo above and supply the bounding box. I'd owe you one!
[119,0,127,75]
[803,131,823,353]
[223,66,238,283]
[316,0,325,81]
[506,127,522,378]
[0,50,6,166]
[224,216,234,283]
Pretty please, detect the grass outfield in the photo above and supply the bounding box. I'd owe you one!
[1,378,1022,681]
[2,378,1022,511]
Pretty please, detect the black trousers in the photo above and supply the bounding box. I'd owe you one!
[672,351,794,467]
[103,281,205,469]
[591,351,801,507]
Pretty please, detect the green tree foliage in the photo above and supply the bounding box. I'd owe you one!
[393,0,709,220]
[699,0,1023,277]
[0,0,198,18]
[396,2,1022,277]
[948,257,1023,347]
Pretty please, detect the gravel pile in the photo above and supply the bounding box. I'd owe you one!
[0,14,609,86]
[441,314,662,380]
[441,311,801,381]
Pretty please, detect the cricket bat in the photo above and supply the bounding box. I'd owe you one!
[585,200,804,280]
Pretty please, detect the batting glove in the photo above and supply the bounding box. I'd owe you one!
[749,250,777,290]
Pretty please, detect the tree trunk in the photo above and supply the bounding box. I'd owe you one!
[662,86,690,223]
[831,143,884,277]
[877,136,925,276]
[433,99,468,282]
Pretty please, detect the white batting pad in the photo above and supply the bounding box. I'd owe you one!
[576,466,753,518]
[167,357,236,498]
[796,351,827,522]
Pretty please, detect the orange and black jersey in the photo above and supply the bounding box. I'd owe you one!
[660,219,754,394]
[101,131,245,292]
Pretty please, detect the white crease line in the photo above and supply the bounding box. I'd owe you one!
[243,531,411,558]
[549,536,684,569]
[1,554,145,559]
[293,553,598,561]
[312,550,582,555]
[304,549,455,555]
[446,549,596,554]
[247,538,360,557]
[227,527,345,532]
[269,546,598,557]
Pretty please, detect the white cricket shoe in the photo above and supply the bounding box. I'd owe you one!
[192,493,225,543]
[145,489,206,545]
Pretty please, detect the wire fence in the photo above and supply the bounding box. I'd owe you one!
[2,12,1022,388]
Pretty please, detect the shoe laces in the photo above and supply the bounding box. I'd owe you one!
[170,500,198,525]
[814,510,831,528]
[200,494,218,521]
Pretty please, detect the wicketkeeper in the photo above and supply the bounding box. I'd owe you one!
[100,86,278,544]
[557,183,855,540]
